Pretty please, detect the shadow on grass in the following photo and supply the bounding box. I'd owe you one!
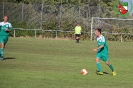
[4,57,16,60]
[103,72,109,74]
[96,70,109,75]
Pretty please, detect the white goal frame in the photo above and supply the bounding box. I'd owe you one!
[90,17,133,40]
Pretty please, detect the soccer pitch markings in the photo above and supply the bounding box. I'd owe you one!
[0,37,133,88]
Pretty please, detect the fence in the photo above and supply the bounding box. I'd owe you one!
[11,28,133,42]
[12,28,87,40]
[12,28,41,38]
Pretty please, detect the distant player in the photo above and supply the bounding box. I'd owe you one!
[74,23,82,43]
[0,15,12,60]
[93,28,116,75]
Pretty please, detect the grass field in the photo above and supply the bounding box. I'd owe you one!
[0,37,133,88]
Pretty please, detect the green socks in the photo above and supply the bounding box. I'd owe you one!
[96,62,102,72]
[0,48,4,57]
[96,62,115,72]
[109,64,115,72]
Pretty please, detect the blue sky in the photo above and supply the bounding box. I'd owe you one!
[121,0,133,14]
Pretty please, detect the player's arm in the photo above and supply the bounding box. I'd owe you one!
[97,44,104,49]
[93,44,104,52]
[6,23,12,32]
[6,28,11,32]
[97,42,105,52]
[0,23,1,29]
[93,41,105,52]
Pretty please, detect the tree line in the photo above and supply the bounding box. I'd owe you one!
[0,0,113,6]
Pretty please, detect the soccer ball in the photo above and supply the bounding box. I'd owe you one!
[81,69,88,75]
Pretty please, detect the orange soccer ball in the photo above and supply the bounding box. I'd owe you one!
[81,69,88,75]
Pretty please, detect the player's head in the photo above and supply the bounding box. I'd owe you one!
[76,23,80,26]
[3,15,8,22]
[95,28,102,36]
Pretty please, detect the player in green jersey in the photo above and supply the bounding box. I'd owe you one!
[74,23,82,43]
[0,15,12,60]
[93,28,116,75]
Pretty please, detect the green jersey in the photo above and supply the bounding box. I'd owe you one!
[97,35,108,54]
[0,22,12,36]
[75,26,82,34]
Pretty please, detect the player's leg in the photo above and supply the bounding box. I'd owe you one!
[95,53,103,75]
[0,41,5,60]
[0,43,5,58]
[105,61,114,71]
[0,36,3,60]
[105,61,116,75]
[77,34,80,43]
[103,55,116,75]
[75,34,78,43]
[0,36,8,60]
[95,58,103,75]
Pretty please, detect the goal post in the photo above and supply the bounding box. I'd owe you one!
[91,17,133,42]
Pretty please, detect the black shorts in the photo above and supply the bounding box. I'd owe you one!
[75,34,81,37]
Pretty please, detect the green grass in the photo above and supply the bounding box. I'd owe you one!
[0,37,133,88]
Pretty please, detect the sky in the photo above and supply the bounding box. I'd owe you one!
[122,0,133,14]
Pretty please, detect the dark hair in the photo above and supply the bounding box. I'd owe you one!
[95,28,102,34]
[4,15,8,17]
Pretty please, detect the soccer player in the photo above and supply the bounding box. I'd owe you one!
[74,23,82,43]
[93,28,116,75]
[0,15,12,60]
